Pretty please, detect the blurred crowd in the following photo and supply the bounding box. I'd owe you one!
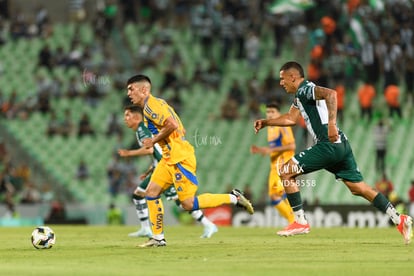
[108,0,414,121]
[0,140,55,218]
[0,1,411,120]
[0,0,413,206]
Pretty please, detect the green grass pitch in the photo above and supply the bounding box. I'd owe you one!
[1,225,413,275]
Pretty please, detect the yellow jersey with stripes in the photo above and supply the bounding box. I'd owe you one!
[268,126,295,166]
[143,94,194,164]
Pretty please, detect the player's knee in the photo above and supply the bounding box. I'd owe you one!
[145,182,162,197]
[132,193,145,200]
[280,172,295,186]
[145,189,158,198]
[279,162,300,180]
[180,200,193,211]
[134,190,146,198]
[280,173,289,181]
[270,192,284,200]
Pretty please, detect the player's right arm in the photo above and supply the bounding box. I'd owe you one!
[254,105,300,133]
[143,116,178,149]
[118,147,154,158]
[314,85,339,142]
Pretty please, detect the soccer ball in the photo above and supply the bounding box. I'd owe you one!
[31,226,56,249]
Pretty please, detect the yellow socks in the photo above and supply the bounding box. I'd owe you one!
[275,199,295,224]
[146,197,164,239]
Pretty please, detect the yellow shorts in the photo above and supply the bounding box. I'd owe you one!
[150,155,198,202]
[268,166,285,197]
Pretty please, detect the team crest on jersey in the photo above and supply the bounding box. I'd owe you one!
[151,113,158,119]
[175,173,182,181]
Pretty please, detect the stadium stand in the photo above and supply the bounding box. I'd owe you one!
[1,1,413,209]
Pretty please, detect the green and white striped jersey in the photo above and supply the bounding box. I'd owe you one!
[136,121,163,166]
[293,80,344,143]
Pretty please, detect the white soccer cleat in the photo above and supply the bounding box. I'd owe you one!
[200,224,218,238]
[128,228,152,238]
[138,238,167,248]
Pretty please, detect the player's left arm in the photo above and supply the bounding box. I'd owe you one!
[314,86,339,142]
[250,145,268,155]
[270,142,296,153]
[140,164,155,180]
[143,116,178,149]
[118,147,154,157]
[254,106,300,134]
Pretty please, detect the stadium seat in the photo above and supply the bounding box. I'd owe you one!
[3,19,411,207]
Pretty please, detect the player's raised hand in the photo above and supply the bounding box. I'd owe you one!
[250,145,268,156]
[254,119,266,134]
[118,149,129,157]
[328,123,339,142]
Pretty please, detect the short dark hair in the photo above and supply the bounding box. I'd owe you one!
[126,74,152,85]
[266,102,280,110]
[124,104,143,114]
[280,61,305,78]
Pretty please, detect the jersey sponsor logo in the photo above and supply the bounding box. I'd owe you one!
[156,213,163,230]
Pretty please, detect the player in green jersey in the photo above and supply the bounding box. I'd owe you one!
[254,61,412,244]
[118,105,218,238]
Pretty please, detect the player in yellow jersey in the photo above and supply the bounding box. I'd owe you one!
[126,74,254,247]
[251,102,295,226]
